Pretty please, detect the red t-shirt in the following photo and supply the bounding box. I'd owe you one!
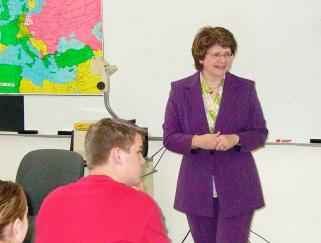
[35,175,169,243]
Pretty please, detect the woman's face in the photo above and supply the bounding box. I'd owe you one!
[199,44,233,80]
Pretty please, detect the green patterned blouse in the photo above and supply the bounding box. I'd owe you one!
[200,74,225,134]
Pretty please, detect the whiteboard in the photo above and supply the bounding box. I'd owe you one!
[25,0,321,143]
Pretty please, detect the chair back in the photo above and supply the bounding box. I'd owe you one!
[16,149,85,216]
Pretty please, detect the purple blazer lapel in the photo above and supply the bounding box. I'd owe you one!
[185,71,209,134]
[214,72,240,133]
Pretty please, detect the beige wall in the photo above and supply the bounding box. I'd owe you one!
[0,135,71,180]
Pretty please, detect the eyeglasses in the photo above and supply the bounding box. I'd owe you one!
[206,52,233,60]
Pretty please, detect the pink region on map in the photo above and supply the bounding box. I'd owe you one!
[29,0,102,54]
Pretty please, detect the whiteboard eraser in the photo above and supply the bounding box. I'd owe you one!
[18,130,38,134]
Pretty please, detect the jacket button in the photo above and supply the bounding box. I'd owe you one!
[210,151,214,155]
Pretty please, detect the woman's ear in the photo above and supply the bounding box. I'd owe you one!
[4,219,20,241]
[11,218,23,240]
[5,212,28,242]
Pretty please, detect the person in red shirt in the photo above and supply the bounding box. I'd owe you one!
[35,118,170,243]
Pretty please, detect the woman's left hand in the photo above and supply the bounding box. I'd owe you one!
[214,134,240,151]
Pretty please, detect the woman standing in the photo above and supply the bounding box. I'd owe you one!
[0,180,28,243]
[163,26,268,243]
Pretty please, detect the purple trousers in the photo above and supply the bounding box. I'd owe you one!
[186,198,253,243]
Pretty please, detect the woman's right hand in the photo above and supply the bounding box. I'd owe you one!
[191,132,220,150]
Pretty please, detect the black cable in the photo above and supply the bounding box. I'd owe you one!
[250,229,270,243]
[180,228,269,243]
[145,146,165,163]
[151,146,165,158]
[152,148,167,170]
[141,169,158,178]
[141,146,166,178]
[181,229,190,243]
[141,147,167,178]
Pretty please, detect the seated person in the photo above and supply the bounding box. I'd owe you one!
[36,118,170,243]
[0,180,28,243]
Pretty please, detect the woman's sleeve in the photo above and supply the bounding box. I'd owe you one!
[162,84,194,155]
[237,82,268,152]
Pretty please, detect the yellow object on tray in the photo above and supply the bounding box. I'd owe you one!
[74,121,94,131]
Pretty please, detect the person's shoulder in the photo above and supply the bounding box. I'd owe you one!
[129,187,157,203]
[120,186,160,212]
[171,71,199,89]
[42,179,80,204]
[227,72,256,89]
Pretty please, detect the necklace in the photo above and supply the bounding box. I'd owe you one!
[208,86,220,95]
[200,73,225,96]
[207,83,221,95]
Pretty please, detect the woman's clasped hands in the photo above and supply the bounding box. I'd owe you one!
[192,132,239,151]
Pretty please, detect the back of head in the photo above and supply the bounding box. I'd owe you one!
[0,180,27,242]
[85,118,147,169]
[192,26,237,70]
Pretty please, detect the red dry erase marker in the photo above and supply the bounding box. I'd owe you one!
[275,139,292,143]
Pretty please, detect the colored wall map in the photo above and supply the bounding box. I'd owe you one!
[0,0,103,94]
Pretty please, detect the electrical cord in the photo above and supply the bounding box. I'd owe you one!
[141,146,166,178]
[181,228,270,242]
[181,229,190,243]
[140,169,158,178]
[152,148,167,170]
[150,146,165,159]
[145,146,165,163]
[249,229,270,243]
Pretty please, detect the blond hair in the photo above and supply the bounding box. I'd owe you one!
[0,180,27,240]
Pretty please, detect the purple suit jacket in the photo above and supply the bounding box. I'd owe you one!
[163,71,268,218]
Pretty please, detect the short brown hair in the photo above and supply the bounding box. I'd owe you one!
[192,26,237,70]
[85,118,147,169]
[0,180,27,240]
